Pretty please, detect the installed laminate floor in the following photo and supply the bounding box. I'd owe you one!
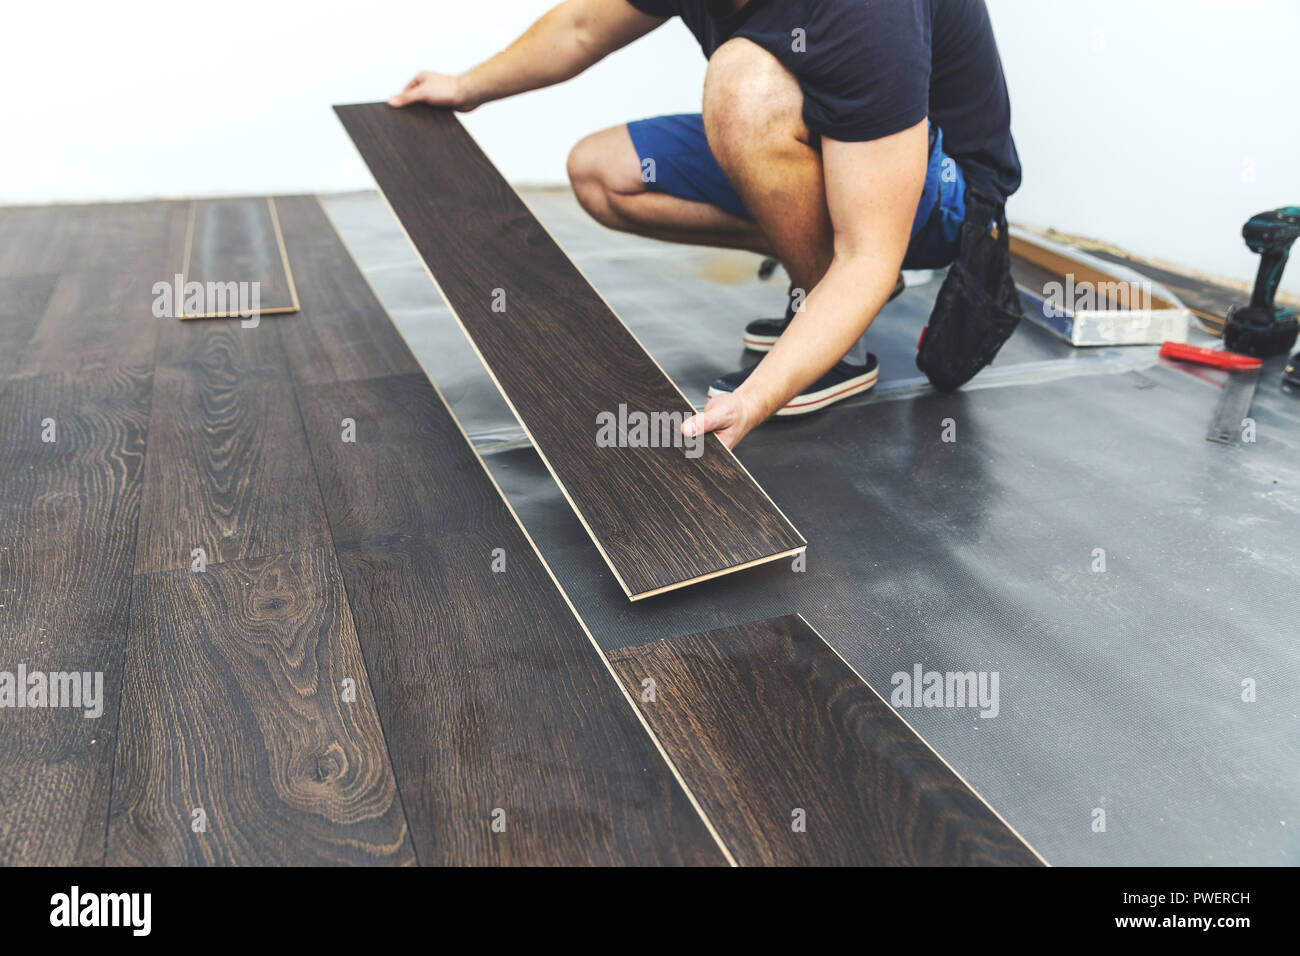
[273,200,725,865]
[0,194,726,867]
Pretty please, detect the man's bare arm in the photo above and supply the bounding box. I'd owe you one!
[684,119,929,447]
[389,0,665,110]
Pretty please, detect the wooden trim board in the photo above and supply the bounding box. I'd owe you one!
[608,615,1046,866]
[179,197,300,319]
[1086,247,1235,334]
[1010,230,1182,313]
[333,103,805,601]
[273,195,732,865]
[1010,230,1194,345]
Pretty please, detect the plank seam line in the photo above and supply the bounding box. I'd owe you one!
[178,200,196,301]
[316,194,739,866]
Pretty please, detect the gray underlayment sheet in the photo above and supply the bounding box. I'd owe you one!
[323,189,1299,867]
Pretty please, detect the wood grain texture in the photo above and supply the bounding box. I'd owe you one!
[0,274,59,379]
[334,103,805,599]
[608,615,1044,866]
[1,203,189,380]
[0,367,153,865]
[298,372,726,865]
[22,267,160,376]
[0,201,186,280]
[134,316,331,574]
[107,548,414,865]
[180,197,298,318]
[273,195,422,387]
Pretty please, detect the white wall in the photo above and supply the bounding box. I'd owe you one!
[2,0,1295,294]
[0,1,705,200]
[987,0,1300,295]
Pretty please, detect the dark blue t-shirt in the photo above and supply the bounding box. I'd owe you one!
[626,0,1021,203]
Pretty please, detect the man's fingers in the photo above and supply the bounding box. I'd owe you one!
[683,409,717,438]
[387,75,426,107]
[391,86,427,107]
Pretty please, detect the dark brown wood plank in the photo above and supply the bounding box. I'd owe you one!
[3,202,189,380]
[0,200,183,865]
[298,372,726,865]
[608,615,1045,866]
[180,197,298,318]
[273,195,422,387]
[22,268,158,375]
[133,315,331,575]
[333,103,805,600]
[0,274,59,379]
[106,548,415,865]
[0,201,186,280]
[0,366,153,865]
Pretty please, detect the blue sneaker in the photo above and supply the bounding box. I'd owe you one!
[743,274,906,352]
[708,353,880,416]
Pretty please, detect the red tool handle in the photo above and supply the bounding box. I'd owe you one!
[1159,341,1262,371]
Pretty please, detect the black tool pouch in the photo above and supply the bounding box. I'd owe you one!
[915,191,1023,392]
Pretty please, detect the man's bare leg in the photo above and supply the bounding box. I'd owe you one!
[567,124,773,254]
[701,37,835,300]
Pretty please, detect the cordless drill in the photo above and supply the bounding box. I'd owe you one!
[1223,206,1300,358]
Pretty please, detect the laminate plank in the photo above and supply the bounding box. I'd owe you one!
[0,205,87,277]
[106,548,415,865]
[273,195,422,387]
[180,197,298,318]
[133,316,332,575]
[334,103,805,600]
[607,615,1045,866]
[25,269,157,375]
[3,202,189,379]
[299,372,727,865]
[0,366,153,865]
[0,274,59,379]
[0,201,185,279]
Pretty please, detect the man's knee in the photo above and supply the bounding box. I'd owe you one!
[703,38,808,169]
[567,126,643,225]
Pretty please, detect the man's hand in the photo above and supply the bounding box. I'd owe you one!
[687,122,929,449]
[388,71,476,111]
[386,2,663,114]
[683,389,759,450]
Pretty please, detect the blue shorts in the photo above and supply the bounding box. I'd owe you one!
[626,114,966,270]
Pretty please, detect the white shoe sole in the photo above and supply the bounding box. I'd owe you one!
[709,364,879,416]
[742,331,780,352]
[743,278,905,352]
